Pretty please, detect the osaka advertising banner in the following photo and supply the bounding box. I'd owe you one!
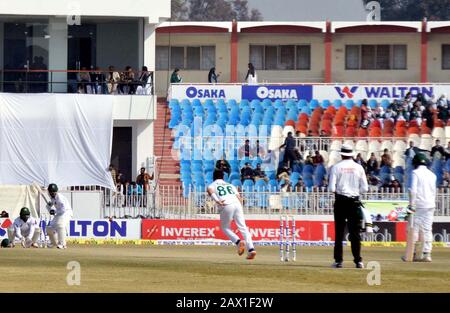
[313,84,450,102]
[169,84,242,101]
[241,85,313,101]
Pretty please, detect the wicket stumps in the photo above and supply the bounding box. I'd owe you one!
[279,215,296,262]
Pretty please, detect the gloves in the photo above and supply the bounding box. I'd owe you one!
[47,201,53,207]
[49,209,56,215]
[406,205,416,215]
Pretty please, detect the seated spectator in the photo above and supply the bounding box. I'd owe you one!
[441,172,450,188]
[107,66,120,94]
[136,66,152,92]
[128,181,143,195]
[77,67,91,94]
[312,150,324,166]
[277,163,291,182]
[368,174,381,192]
[253,163,269,183]
[355,153,367,172]
[238,140,251,159]
[280,180,292,193]
[251,140,266,158]
[240,162,254,182]
[380,149,393,168]
[319,130,329,137]
[293,179,305,192]
[445,142,450,160]
[118,66,135,94]
[366,153,379,175]
[360,113,370,129]
[305,151,314,166]
[170,68,182,83]
[383,176,402,192]
[90,67,107,94]
[383,107,396,122]
[215,159,231,175]
[431,139,446,160]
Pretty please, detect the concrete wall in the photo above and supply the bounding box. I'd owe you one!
[155,33,231,95]
[332,33,421,83]
[97,21,139,70]
[237,33,325,83]
[428,33,450,83]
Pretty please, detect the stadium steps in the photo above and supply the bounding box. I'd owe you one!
[154,98,181,187]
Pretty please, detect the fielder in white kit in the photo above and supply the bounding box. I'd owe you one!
[46,183,73,249]
[403,153,437,262]
[7,207,41,248]
[207,170,256,260]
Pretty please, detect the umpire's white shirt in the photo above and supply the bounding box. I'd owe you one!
[328,159,368,197]
[410,165,436,209]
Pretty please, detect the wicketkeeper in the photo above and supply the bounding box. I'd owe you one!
[403,153,436,262]
[7,207,41,248]
[46,183,73,249]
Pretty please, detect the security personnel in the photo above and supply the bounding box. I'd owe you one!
[328,144,368,268]
[403,153,436,262]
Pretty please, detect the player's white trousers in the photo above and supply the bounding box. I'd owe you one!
[413,208,434,253]
[7,227,41,245]
[47,213,70,247]
[220,204,255,251]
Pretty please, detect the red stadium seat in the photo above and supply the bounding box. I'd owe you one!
[285,120,295,128]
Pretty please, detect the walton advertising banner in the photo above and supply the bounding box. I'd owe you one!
[66,219,141,240]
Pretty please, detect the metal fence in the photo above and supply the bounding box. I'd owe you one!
[97,185,450,219]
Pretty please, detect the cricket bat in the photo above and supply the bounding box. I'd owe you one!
[404,213,415,262]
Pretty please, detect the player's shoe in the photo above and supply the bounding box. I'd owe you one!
[8,243,15,248]
[246,250,256,260]
[31,243,39,248]
[237,241,245,256]
[355,262,364,269]
[331,262,343,268]
[47,243,54,248]
[419,253,432,262]
[56,244,65,249]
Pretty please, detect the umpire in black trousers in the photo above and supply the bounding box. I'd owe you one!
[328,144,368,268]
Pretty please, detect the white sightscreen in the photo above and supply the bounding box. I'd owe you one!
[0,94,115,189]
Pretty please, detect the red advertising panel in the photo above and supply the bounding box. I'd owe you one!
[141,220,335,241]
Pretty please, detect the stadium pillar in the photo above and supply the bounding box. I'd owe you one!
[48,17,68,93]
[324,20,332,83]
[142,18,156,73]
[230,20,238,83]
[421,18,428,83]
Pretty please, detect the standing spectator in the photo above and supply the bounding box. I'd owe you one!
[445,142,450,160]
[108,164,117,185]
[238,140,252,159]
[245,63,257,85]
[293,179,305,192]
[253,163,269,183]
[404,141,426,160]
[380,149,393,168]
[328,144,368,269]
[215,159,231,175]
[366,153,379,175]
[77,67,91,94]
[136,66,152,93]
[422,105,434,130]
[277,163,291,182]
[118,66,135,94]
[355,153,367,172]
[208,67,220,83]
[136,167,154,194]
[251,140,266,158]
[240,163,254,182]
[107,66,120,94]
[431,140,446,160]
[90,66,107,94]
[279,132,296,170]
[360,99,369,122]
[170,68,182,83]
[312,150,324,166]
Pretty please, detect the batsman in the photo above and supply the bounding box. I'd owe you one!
[402,153,436,262]
[46,183,73,249]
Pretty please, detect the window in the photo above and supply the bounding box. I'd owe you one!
[249,45,311,70]
[156,46,169,70]
[443,45,450,70]
[346,44,407,70]
[155,46,216,70]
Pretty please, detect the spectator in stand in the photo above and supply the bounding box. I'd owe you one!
[360,112,370,129]
[238,140,252,159]
[245,63,257,85]
[277,163,291,182]
[215,159,231,175]
[208,67,220,83]
[77,67,91,94]
[305,151,314,166]
[360,99,368,121]
[170,68,182,83]
[437,93,448,108]
[89,66,106,94]
[240,163,254,182]
[366,153,379,175]
[253,163,269,183]
[251,140,266,158]
[431,140,446,160]
[312,150,324,166]
[441,172,449,188]
[136,167,154,199]
[136,66,152,92]
[294,179,305,192]
[422,105,434,130]
[380,149,393,168]
[279,132,296,170]
[280,180,292,193]
[438,102,449,124]
[367,174,381,192]
[118,66,135,94]
[404,141,427,160]
[382,176,402,192]
[355,153,367,172]
[108,164,117,185]
[128,181,143,195]
[383,107,396,122]
[445,142,450,160]
[107,66,120,94]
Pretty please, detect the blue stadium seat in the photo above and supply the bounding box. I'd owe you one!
[268,179,279,192]
[229,172,240,182]
[231,179,242,188]
[243,179,254,192]
[333,99,342,109]
[345,100,354,110]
